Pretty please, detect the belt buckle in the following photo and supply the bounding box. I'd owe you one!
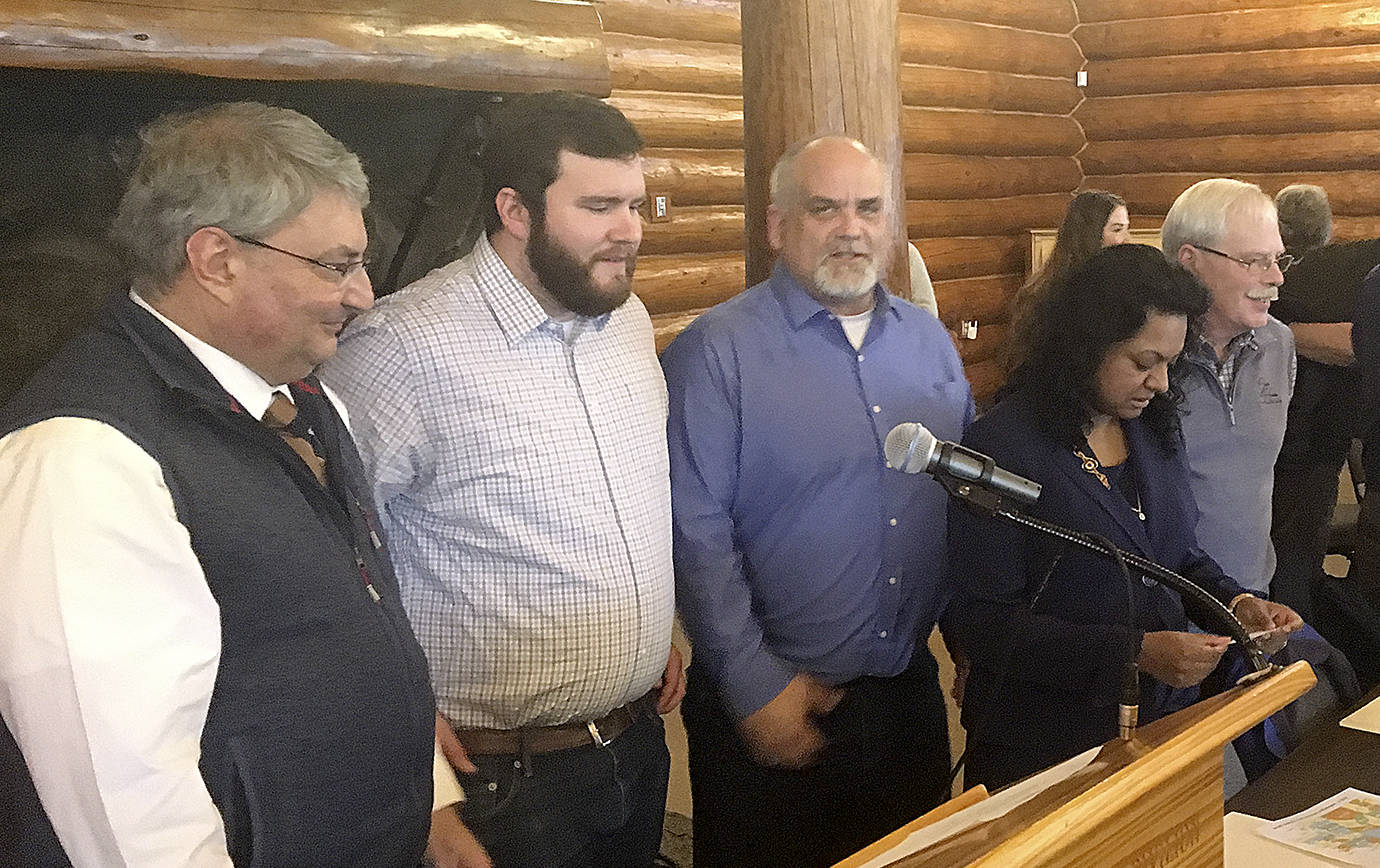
[586,720,612,748]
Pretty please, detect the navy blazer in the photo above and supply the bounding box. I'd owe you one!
[946,392,1248,788]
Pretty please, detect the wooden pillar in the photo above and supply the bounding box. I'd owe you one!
[740,0,909,295]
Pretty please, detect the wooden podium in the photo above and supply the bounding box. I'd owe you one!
[838,661,1317,868]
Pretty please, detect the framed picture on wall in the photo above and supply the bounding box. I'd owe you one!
[1028,228,1164,276]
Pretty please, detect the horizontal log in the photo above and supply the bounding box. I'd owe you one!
[900,13,1083,78]
[1076,0,1309,23]
[1086,44,1380,98]
[594,0,741,45]
[638,205,744,255]
[653,309,708,353]
[965,358,1005,404]
[641,148,743,206]
[635,251,745,315]
[904,107,1083,156]
[902,64,1080,114]
[905,154,1080,199]
[932,272,1021,325]
[1084,171,1380,217]
[1080,131,1380,175]
[605,32,740,95]
[0,0,610,94]
[1332,216,1380,241]
[1077,86,1380,141]
[957,321,1010,366]
[908,194,1072,237]
[607,90,742,149]
[899,0,1078,34]
[1077,2,1380,61]
[913,235,1028,282]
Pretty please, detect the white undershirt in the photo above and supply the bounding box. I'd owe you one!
[836,307,875,350]
[0,294,456,868]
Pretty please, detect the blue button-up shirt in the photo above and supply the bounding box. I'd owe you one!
[662,265,974,719]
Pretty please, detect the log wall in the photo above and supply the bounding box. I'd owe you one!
[900,1,1083,398]
[1074,0,1380,241]
[595,0,745,350]
[601,0,1086,401]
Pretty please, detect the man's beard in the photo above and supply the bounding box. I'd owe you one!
[811,245,885,302]
[528,218,636,317]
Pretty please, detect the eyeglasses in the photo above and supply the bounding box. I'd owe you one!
[231,234,371,281]
[1192,244,1294,275]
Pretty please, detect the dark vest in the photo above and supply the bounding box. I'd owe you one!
[0,296,434,866]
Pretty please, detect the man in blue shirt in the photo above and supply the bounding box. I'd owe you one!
[662,135,973,867]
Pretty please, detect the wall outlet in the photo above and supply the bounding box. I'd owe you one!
[650,194,671,223]
[1076,69,1088,87]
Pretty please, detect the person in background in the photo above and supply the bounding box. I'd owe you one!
[948,244,1302,790]
[908,240,939,317]
[323,91,682,868]
[1005,190,1130,375]
[1268,184,1372,626]
[663,135,972,867]
[1162,178,1294,598]
[0,102,450,866]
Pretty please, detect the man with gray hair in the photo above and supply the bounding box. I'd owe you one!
[0,102,454,866]
[1270,184,1380,655]
[1162,178,1296,599]
[663,135,972,867]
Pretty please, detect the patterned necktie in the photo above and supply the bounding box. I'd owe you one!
[262,392,328,487]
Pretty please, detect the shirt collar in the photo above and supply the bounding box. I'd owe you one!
[472,233,613,346]
[1190,328,1258,365]
[768,262,897,330]
[130,290,288,419]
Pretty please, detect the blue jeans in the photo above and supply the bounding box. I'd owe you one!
[455,712,670,868]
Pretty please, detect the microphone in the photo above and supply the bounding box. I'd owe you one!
[884,422,1042,505]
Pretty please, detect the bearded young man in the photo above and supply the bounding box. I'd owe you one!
[322,91,683,868]
[661,135,973,868]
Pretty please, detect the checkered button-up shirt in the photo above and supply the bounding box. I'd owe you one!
[323,235,674,729]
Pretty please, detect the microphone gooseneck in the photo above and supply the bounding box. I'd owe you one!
[884,421,1271,675]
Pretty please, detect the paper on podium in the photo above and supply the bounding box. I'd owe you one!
[1341,696,1380,734]
[852,747,1100,868]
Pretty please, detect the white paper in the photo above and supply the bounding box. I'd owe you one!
[854,746,1100,868]
[1225,813,1352,867]
[1256,788,1380,866]
[1341,695,1380,734]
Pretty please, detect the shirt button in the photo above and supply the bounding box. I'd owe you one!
[857,353,865,362]
[879,630,888,638]
[889,518,898,526]
[872,405,881,414]
[488,782,499,792]
[889,576,897,585]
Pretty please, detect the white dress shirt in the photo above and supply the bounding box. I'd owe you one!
[0,294,455,867]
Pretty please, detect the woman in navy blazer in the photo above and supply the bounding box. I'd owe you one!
[948,245,1302,790]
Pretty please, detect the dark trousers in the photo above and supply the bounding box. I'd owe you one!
[1271,458,1345,624]
[452,712,670,868]
[683,649,950,868]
